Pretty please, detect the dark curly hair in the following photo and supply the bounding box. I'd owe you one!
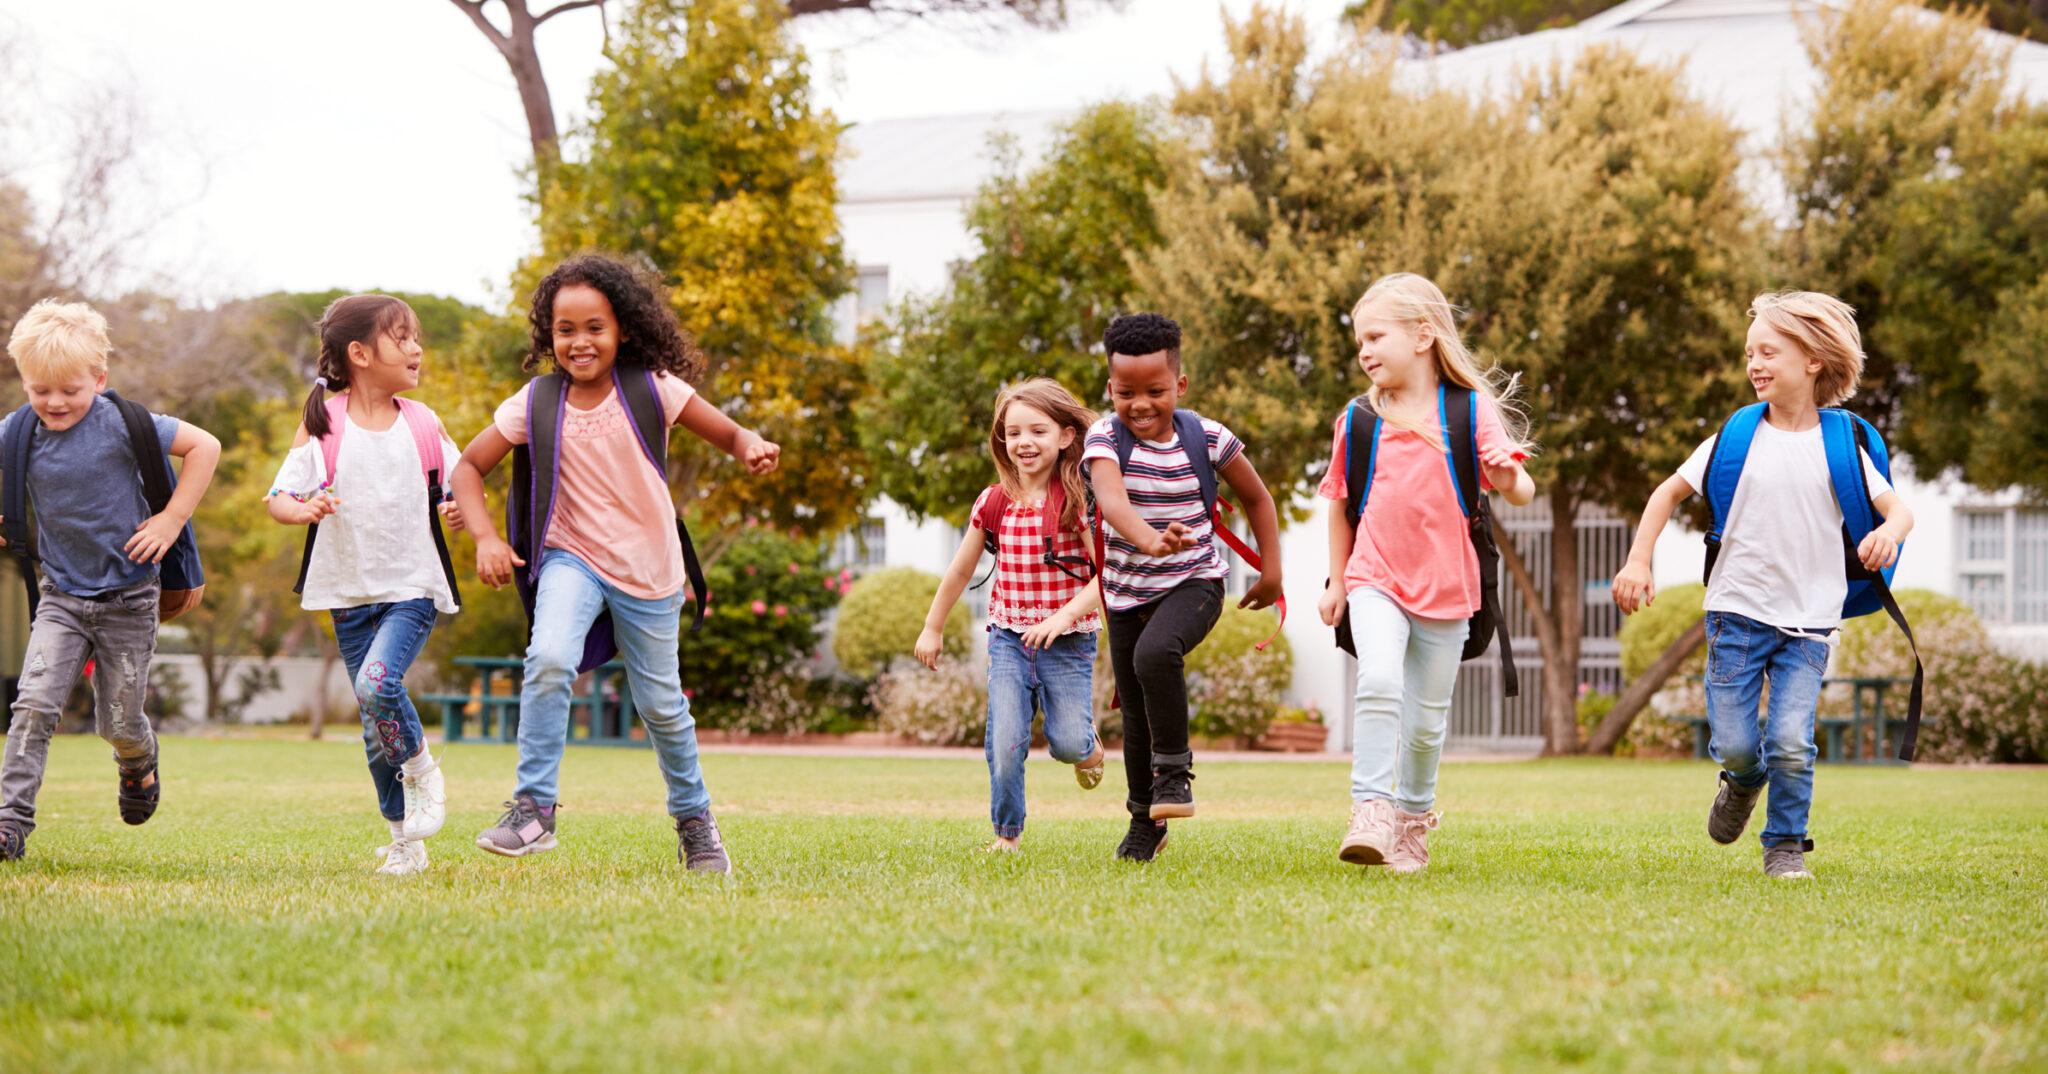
[524,253,705,381]
[1102,312,1182,373]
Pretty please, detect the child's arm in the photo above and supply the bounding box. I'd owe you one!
[1218,453,1283,611]
[1858,491,1914,571]
[1020,580,1102,651]
[265,423,339,527]
[1320,499,1353,627]
[1088,458,1191,557]
[916,527,986,670]
[1479,445,1536,507]
[1613,472,1693,614]
[452,427,521,590]
[677,395,780,475]
[126,420,221,565]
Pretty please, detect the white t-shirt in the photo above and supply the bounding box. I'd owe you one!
[1675,418,1892,630]
[269,414,462,615]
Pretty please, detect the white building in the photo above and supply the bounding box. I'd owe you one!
[834,0,2048,749]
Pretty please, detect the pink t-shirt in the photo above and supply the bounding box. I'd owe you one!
[494,371,696,600]
[1316,394,1523,620]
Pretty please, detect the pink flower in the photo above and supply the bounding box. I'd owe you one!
[773,604,789,617]
[839,568,854,584]
[787,562,800,575]
[745,565,758,577]
[824,577,839,592]
[751,600,767,616]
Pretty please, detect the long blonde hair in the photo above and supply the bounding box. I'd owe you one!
[988,378,1097,534]
[1350,272,1531,451]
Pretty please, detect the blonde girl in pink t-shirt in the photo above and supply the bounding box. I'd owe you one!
[449,254,779,874]
[1315,273,1535,874]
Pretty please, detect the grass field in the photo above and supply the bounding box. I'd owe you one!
[0,737,2042,1073]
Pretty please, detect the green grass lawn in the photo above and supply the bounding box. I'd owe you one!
[1,737,2042,1073]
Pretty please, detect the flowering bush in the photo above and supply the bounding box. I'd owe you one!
[1185,606,1293,745]
[1918,643,2048,763]
[831,567,971,680]
[684,523,839,727]
[871,656,986,746]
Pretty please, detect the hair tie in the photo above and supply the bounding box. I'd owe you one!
[315,376,331,390]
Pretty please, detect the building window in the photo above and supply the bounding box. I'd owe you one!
[828,516,888,573]
[1954,507,2048,625]
[832,266,891,344]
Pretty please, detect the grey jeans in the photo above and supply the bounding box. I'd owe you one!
[0,578,160,834]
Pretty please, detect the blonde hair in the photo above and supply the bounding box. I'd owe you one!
[988,378,1097,534]
[7,299,111,383]
[1350,273,1530,450]
[1748,290,1864,408]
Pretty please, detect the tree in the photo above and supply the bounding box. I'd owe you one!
[863,102,1167,525]
[534,0,867,540]
[448,0,1116,179]
[1342,0,1619,49]
[1135,7,1762,753]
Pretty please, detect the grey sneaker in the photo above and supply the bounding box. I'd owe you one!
[1764,840,1814,880]
[476,794,557,858]
[1708,771,1763,845]
[676,811,731,874]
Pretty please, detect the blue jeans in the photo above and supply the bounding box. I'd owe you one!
[985,627,1099,838]
[1347,587,1468,813]
[330,598,438,822]
[515,550,710,819]
[1704,610,1830,847]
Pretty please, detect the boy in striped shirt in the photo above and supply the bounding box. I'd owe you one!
[1085,313,1283,862]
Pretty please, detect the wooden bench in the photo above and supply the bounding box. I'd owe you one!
[1674,676,1911,765]
[434,656,645,746]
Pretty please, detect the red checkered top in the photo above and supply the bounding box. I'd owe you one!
[972,486,1100,635]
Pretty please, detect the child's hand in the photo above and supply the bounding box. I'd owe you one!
[126,511,186,564]
[1020,613,1070,651]
[1318,579,1346,627]
[1479,445,1524,493]
[738,430,780,476]
[1239,570,1283,611]
[1613,561,1655,615]
[1858,525,1901,572]
[1143,521,1194,557]
[913,626,944,670]
[298,492,340,526]
[0,513,8,546]
[439,497,466,532]
[476,536,526,590]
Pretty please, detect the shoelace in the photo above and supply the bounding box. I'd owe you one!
[680,818,722,858]
[494,799,538,831]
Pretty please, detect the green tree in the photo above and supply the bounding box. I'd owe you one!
[536,0,868,541]
[1343,0,1619,48]
[862,102,1167,524]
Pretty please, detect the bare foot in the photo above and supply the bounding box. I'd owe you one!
[984,836,1021,853]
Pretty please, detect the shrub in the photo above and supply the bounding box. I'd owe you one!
[1834,589,1986,681]
[1618,582,1706,681]
[871,656,985,746]
[1919,642,2048,763]
[1185,606,1293,744]
[684,524,840,727]
[831,567,971,680]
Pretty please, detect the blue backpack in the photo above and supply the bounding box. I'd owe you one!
[1699,403,1922,760]
[0,391,205,618]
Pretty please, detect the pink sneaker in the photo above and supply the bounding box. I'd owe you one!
[1338,798,1399,865]
[1384,809,1440,874]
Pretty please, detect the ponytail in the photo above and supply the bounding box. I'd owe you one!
[306,294,419,440]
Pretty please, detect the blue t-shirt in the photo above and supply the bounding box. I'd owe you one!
[0,396,181,599]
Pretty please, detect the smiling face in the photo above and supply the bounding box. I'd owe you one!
[1744,316,1822,408]
[23,368,107,432]
[1000,400,1074,484]
[1106,349,1186,442]
[551,283,623,385]
[1353,295,1435,391]
[349,316,424,394]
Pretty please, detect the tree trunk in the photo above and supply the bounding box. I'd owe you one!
[1584,616,1706,755]
[448,1,604,174]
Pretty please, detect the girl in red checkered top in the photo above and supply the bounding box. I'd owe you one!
[916,378,1105,852]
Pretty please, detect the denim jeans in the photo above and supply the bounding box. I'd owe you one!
[1347,587,1469,813]
[515,550,710,819]
[984,626,1098,838]
[330,597,438,822]
[1705,610,1830,848]
[0,578,160,835]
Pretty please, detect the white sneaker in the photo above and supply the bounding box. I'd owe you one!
[400,760,447,841]
[375,838,429,876]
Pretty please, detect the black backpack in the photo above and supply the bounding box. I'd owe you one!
[506,368,708,674]
[0,391,205,616]
[1332,384,1517,697]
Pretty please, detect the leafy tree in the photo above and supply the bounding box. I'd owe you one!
[1342,0,1619,48]
[862,102,1167,525]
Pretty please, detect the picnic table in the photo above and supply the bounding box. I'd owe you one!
[1674,676,1913,764]
[423,656,645,746]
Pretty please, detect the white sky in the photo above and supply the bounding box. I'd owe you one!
[1,0,1353,309]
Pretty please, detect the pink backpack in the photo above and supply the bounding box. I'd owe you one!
[291,394,462,607]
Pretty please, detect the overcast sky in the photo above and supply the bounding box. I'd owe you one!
[2,0,1353,309]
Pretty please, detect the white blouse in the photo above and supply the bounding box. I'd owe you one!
[269,415,462,615]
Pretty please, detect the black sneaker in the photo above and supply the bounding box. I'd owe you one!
[676,810,732,874]
[1148,766,1195,820]
[117,762,160,826]
[1708,771,1762,845]
[0,820,24,862]
[1115,816,1170,862]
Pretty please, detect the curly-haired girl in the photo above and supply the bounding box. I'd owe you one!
[449,253,779,873]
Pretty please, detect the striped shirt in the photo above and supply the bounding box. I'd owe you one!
[971,487,1100,635]
[1081,413,1244,611]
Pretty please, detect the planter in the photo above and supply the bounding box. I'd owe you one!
[1254,721,1328,753]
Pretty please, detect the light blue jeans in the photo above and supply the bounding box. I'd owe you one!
[1704,610,1829,848]
[330,597,438,822]
[1348,587,1469,813]
[985,627,1098,838]
[514,550,710,819]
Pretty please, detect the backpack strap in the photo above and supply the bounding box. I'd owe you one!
[525,374,569,588]
[1700,403,1765,585]
[317,395,350,488]
[104,391,174,514]
[1,404,40,615]
[1823,409,1920,761]
[614,367,707,632]
[1344,400,1380,525]
[397,398,460,610]
[967,485,1008,590]
[1445,384,1518,697]
[1172,410,1219,516]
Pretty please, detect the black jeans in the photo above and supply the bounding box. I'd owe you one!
[1106,578,1224,817]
